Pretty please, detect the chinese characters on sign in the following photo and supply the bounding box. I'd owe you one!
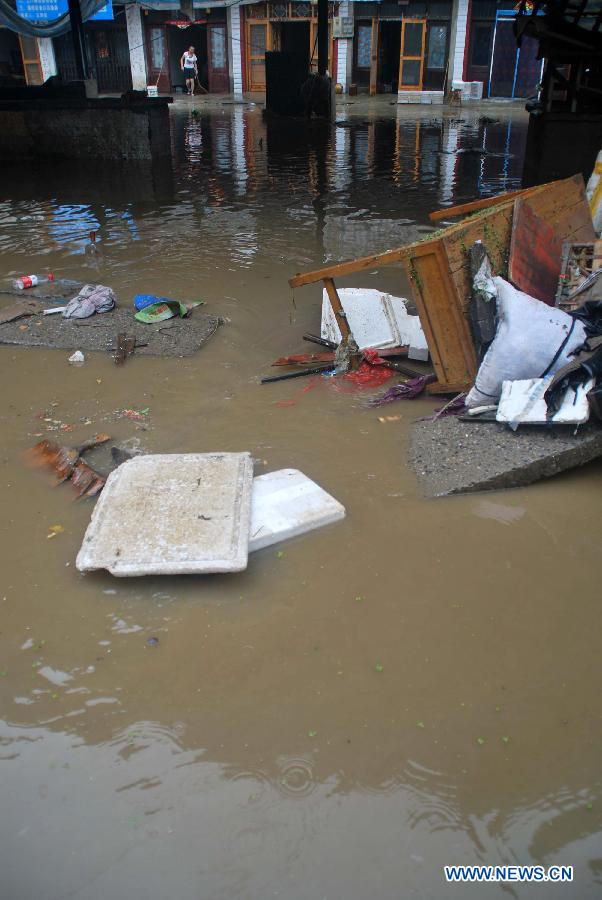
[16,0,113,21]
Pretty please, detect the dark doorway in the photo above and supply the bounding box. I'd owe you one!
[466,19,494,90]
[379,21,401,93]
[0,29,25,80]
[54,30,92,84]
[168,25,208,93]
[90,25,132,94]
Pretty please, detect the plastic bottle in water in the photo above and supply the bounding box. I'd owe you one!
[85,230,99,256]
[12,272,55,290]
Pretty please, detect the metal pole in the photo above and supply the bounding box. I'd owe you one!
[317,0,328,76]
[68,0,89,80]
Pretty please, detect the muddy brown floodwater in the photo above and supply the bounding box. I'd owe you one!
[1,99,601,900]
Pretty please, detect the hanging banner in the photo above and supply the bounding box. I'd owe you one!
[16,0,113,21]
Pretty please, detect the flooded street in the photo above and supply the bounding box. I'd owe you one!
[1,99,601,899]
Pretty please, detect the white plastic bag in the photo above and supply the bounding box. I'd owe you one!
[466,277,587,408]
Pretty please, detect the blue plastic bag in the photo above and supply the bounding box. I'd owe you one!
[134,293,175,311]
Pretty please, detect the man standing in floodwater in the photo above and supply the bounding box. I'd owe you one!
[181,46,198,97]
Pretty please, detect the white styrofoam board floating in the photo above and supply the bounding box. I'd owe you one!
[76,453,253,576]
[249,468,345,552]
[496,378,594,427]
[321,287,428,360]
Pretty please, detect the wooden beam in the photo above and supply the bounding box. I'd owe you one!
[323,277,351,343]
[289,246,411,288]
[428,189,526,223]
[427,176,582,224]
[426,381,470,395]
[369,18,379,97]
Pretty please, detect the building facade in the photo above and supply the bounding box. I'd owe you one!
[15,0,542,100]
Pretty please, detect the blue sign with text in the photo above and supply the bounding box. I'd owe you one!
[16,0,113,22]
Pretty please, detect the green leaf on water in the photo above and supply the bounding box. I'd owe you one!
[374,663,384,673]
[276,551,284,559]
[477,737,485,745]
[501,736,510,744]
[416,721,425,729]
[0,670,7,677]
[355,595,365,603]
[51,693,59,700]
[308,730,317,738]
[586,803,593,811]
[32,660,41,669]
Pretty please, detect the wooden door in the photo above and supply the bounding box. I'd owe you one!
[466,19,494,88]
[398,19,426,91]
[369,18,379,95]
[207,23,229,92]
[146,25,170,93]
[246,20,268,91]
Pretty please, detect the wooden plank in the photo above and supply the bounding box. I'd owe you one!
[369,18,379,97]
[428,189,527,222]
[426,381,471,395]
[403,245,477,388]
[289,246,411,287]
[323,277,351,343]
[508,198,564,304]
[272,352,335,366]
[443,205,514,278]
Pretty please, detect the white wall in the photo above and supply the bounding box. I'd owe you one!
[335,1,353,91]
[448,0,470,85]
[126,2,148,91]
[227,3,243,97]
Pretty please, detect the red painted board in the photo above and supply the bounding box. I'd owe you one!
[508,198,564,305]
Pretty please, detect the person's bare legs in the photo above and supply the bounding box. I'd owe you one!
[187,77,194,96]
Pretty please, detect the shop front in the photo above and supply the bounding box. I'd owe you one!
[353,1,452,94]
[143,6,229,94]
[53,7,133,95]
[465,1,543,98]
[243,2,336,92]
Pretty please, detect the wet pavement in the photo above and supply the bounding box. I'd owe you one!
[1,99,601,900]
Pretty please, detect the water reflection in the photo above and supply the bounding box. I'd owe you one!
[0,106,527,272]
[1,715,600,898]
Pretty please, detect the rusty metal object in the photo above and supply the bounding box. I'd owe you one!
[24,434,111,498]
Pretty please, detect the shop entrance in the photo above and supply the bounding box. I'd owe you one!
[167,25,208,92]
[168,23,229,93]
[378,21,401,93]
